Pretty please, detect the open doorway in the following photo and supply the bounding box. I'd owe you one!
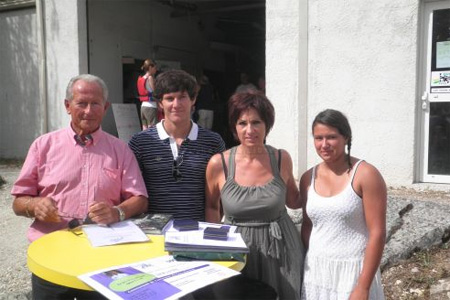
[122,0,266,147]
[122,57,144,129]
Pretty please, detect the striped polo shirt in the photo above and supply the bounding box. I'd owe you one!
[129,121,225,220]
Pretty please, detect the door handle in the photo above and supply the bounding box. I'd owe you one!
[421,91,428,110]
[421,91,428,101]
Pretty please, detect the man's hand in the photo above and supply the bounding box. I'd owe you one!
[87,202,118,225]
[33,197,61,222]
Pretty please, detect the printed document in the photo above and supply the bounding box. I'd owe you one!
[82,220,149,247]
[79,255,240,300]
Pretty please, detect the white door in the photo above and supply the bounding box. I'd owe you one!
[420,1,450,183]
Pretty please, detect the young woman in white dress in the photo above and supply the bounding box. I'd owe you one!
[300,109,387,300]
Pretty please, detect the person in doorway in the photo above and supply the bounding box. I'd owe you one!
[205,91,304,299]
[257,74,266,94]
[235,72,257,93]
[300,109,386,300]
[11,74,148,300]
[137,58,158,129]
[129,69,225,220]
[195,75,216,130]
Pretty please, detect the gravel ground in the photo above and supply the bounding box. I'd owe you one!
[0,165,32,299]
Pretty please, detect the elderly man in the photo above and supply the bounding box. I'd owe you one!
[129,69,225,220]
[11,74,148,300]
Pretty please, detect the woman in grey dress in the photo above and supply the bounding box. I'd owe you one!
[205,91,305,299]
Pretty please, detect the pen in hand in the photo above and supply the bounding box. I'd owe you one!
[87,200,115,226]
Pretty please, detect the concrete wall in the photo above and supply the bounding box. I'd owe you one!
[307,0,419,186]
[44,0,88,132]
[0,8,40,158]
[267,0,420,186]
[266,0,308,180]
[0,0,87,158]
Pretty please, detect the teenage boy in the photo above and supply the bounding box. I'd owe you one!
[129,69,225,220]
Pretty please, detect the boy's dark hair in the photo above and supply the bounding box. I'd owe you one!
[153,69,198,101]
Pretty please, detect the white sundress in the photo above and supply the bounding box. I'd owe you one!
[301,160,385,300]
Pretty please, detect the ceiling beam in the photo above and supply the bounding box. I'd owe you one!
[171,3,264,18]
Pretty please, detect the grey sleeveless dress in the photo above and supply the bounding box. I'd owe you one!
[221,146,305,300]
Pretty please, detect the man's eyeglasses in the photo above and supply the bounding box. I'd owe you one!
[68,219,83,236]
[172,155,183,182]
[68,215,94,236]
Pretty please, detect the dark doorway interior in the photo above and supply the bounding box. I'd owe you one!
[124,0,265,147]
[123,58,145,129]
[164,1,266,147]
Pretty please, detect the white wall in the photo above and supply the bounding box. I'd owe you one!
[0,8,40,158]
[0,1,90,159]
[266,0,308,180]
[44,0,88,132]
[268,0,420,186]
[307,0,419,186]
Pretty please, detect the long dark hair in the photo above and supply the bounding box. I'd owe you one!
[312,109,353,170]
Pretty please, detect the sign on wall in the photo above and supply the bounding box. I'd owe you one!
[436,41,450,68]
[111,104,141,142]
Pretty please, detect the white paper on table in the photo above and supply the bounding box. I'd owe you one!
[164,230,248,252]
[82,220,149,247]
[78,255,240,300]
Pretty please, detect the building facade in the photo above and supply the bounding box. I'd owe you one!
[1,0,450,189]
[266,0,450,187]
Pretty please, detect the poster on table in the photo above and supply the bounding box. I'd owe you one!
[79,255,239,300]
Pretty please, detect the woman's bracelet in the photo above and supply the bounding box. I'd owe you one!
[25,197,33,218]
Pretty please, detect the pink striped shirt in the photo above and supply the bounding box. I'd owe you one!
[11,126,148,242]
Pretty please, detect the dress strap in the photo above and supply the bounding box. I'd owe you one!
[311,164,317,186]
[265,145,282,179]
[278,149,282,171]
[350,160,364,185]
[220,152,228,178]
[228,146,281,180]
[227,147,238,179]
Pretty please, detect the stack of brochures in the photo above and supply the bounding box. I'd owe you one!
[164,221,249,255]
[130,213,173,235]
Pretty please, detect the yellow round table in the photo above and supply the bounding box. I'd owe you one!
[27,230,245,291]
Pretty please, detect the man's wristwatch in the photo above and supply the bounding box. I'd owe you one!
[113,206,125,222]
